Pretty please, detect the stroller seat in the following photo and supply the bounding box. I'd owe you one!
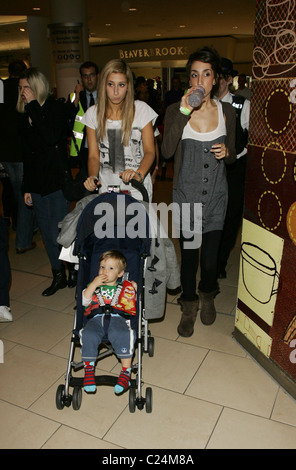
[56,187,153,413]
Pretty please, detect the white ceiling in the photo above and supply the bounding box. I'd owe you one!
[0,0,256,72]
[0,0,256,46]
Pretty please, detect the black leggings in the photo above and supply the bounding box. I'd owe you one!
[180,230,222,300]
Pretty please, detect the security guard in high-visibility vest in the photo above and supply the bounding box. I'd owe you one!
[69,95,85,157]
[68,61,99,171]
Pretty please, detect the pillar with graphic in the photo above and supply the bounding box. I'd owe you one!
[234,0,296,397]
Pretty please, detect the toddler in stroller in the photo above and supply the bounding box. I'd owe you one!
[81,249,138,394]
[56,186,154,412]
[56,181,180,412]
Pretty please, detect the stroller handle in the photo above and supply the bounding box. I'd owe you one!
[130,178,149,203]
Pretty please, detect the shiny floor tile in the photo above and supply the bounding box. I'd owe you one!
[1,179,296,449]
[185,350,279,417]
[0,401,59,449]
[104,386,222,449]
[207,407,296,449]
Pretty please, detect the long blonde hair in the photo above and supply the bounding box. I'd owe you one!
[96,59,135,146]
[16,67,49,113]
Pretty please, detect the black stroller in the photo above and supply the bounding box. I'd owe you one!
[56,182,154,413]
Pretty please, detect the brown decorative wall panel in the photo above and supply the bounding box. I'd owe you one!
[235,0,296,384]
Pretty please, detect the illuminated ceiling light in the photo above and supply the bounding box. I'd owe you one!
[155,33,161,36]
[232,25,238,29]
[129,8,137,11]
[33,7,40,10]
[20,28,25,32]
[179,25,186,28]
[105,23,111,26]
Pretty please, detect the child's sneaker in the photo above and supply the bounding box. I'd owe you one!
[83,361,96,392]
[0,306,13,322]
[114,368,131,394]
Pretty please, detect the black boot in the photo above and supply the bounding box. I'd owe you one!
[42,266,67,296]
[67,267,77,288]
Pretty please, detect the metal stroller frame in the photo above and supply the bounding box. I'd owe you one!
[56,181,154,413]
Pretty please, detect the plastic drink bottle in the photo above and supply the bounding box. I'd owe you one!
[188,86,205,108]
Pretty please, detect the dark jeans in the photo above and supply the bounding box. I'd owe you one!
[81,314,136,362]
[0,215,11,306]
[31,190,70,270]
[2,162,36,250]
[180,230,221,300]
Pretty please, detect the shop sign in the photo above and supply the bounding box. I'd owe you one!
[119,45,188,61]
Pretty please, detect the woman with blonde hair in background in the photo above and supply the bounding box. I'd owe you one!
[83,59,157,201]
[18,67,71,296]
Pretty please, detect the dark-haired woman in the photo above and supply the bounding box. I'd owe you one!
[162,47,236,335]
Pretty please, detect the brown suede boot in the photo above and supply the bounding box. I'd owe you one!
[177,298,199,337]
[199,290,218,325]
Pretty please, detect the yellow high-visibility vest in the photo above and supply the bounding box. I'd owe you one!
[70,92,85,157]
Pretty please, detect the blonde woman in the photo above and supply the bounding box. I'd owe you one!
[18,68,71,296]
[82,59,157,201]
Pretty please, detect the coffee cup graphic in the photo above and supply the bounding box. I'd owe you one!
[241,242,281,304]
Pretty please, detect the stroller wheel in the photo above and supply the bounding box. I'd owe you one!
[72,386,82,411]
[129,387,136,413]
[148,336,155,357]
[56,384,65,410]
[145,387,153,413]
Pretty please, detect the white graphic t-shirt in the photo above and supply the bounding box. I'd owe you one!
[82,100,158,201]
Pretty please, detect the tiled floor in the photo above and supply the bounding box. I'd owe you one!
[1,175,296,449]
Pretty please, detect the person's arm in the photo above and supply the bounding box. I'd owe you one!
[72,83,84,108]
[161,102,188,160]
[222,102,237,165]
[84,126,101,191]
[83,274,106,301]
[151,136,160,184]
[241,99,250,131]
[121,120,155,184]
[25,98,69,149]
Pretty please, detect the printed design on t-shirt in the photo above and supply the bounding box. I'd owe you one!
[99,126,142,173]
[84,285,117,316]
[100,285,117,304]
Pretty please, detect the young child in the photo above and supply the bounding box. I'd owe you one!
[80,249,137,394]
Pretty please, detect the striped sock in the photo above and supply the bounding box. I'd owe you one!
[83,361,96,392]
[114,367,131,395]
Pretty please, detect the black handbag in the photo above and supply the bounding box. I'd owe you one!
[62,166,88,202]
